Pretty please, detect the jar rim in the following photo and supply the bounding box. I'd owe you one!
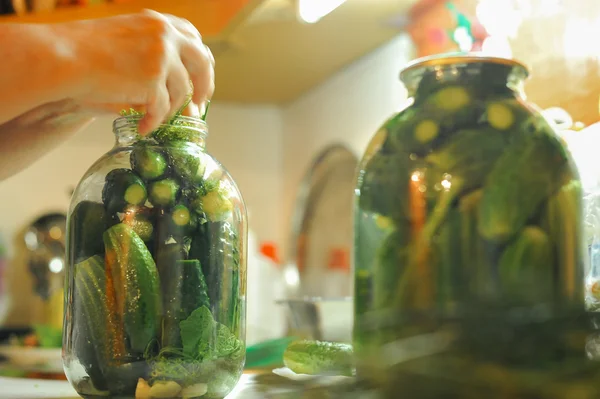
[113,114,208,133]
[399,52,530,83]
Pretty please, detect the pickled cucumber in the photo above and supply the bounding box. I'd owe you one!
[385,86,486,156]
[478,117,571,243]
[497,226,553,304]
[540,179,584,301]
[358,152,411,222]
[421,127,507,242]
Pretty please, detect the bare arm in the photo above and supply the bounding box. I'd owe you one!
[0,23,82,126]
[0,11,214,181]
[0,100,93,181]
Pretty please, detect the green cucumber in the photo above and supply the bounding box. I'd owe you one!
[189,221,241,333]
[372,229,410,311]
[540,180,584,302]
[69,201,107,263]
[149,178,180,208]
[158,257,211,349]
[420,127,507,242]
[130,144,168,181]
[154,243,210,348]
[178,260,211,316]
[283,340,354,376]
[102,169,147,213]
[165,141,203,181]
[457,189,493,298]
[357,152,411,222]
[190,182,233,222]
[386,85,486,155]
[434,206,463,309]
[498,226,553,304]
[477,116,572,243]
[73,255,118,390]
[120,206,155,242]
[171,204,197,235]
[103,223,162,354]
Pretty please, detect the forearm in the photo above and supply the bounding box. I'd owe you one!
[0,100,93,181]
[0,23,83,125]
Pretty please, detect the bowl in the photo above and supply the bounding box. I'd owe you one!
[277,297,353,343]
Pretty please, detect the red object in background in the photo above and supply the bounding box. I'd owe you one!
[260,242,281,265]
[327,247,350,273]
[407,0,460,57]
[428,27,449,45]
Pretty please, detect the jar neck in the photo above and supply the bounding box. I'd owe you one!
[112,115,208,148]
[401,61,528,101]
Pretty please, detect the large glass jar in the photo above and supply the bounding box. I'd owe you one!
[63,115,247,399]
[353,54,594,396]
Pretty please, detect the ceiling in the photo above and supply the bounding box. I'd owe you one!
[208,0,418,104]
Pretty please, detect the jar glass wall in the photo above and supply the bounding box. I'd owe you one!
[353,54,590,395]
[63,115,247,399]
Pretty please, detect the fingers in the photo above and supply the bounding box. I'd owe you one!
[162,13,202,39]
[181,102,201,118]
[162,14,214,106]
[155,13,214,116]
[166,59,190,117]
[139,85,170,135]
[180,42,214,106]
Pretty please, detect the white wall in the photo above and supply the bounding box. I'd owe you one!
[280,34,415,255]
[0,103,282,327]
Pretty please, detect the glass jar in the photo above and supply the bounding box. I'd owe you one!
[353,54,594,396]
[63,115,247,399]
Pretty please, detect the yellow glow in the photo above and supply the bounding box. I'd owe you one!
[298,0,346,24]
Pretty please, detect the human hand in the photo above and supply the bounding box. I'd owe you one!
[60,10,214,134]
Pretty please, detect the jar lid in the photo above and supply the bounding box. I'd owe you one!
[399,52,529,82]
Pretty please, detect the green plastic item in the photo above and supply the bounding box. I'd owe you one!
[245,336,298,369]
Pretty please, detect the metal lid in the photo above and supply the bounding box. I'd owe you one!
[400,52,529,82]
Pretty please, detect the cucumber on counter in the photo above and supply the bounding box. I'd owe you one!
[283,340,354,377]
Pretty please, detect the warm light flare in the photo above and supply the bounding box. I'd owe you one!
[298,0,346,24]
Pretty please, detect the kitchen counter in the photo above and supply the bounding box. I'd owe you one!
[0,373,264,399]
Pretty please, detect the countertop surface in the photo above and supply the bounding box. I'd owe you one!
[0,374,262,399]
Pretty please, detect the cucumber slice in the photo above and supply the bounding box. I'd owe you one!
[124,184,147,206]
[149,179,180,207]
[171,204,191,227]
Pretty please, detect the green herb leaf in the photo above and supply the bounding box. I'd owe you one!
[180,306,215,359]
